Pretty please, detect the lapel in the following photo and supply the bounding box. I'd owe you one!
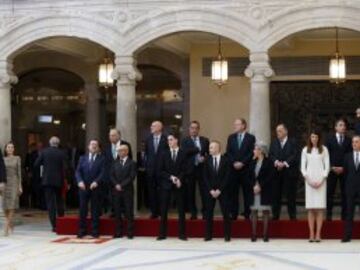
[352,152,359,171]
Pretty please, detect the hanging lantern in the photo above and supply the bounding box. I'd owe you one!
[211,36,228,87]
[98,57,114,88]
[329,28,346,84]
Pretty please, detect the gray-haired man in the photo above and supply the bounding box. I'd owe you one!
[35,136,67,232]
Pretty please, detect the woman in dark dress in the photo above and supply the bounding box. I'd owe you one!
[249,142,274,242]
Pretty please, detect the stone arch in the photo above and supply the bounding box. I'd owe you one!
[261,5,360,50]
[0,15,120,60]
[121,7,255,55]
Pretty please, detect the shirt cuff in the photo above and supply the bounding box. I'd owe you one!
[283,161,290,168]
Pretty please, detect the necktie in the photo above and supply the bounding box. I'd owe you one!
[340,135,344,145]
[237,133,243,149]
[90,154,95,168]
[172,150,177,162]
[193,137,201,165]
[120,159,124,166]
[154,136,159,153]
[356,152,359,169]
[112,145,117,159]
[214,157,218,172]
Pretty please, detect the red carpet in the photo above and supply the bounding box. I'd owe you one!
[56,216,360,239]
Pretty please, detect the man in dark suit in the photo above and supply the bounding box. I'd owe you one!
[145,121,168,219]
[269,123,299,220]
[181,120,209,220]
[76,139,105,238]
[103,128,133,215]
[342,136,360,242]
[226,118,255,220]
[35,136,67,231]
[354,107,360,135]
[25,142,45,209]
[204,141,231,242]
[111,144,137,239]
[326,119,352,221]
[157,134,188,241]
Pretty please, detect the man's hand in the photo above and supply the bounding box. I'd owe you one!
[115,184,122,191]
[214,189,221,198]
[233,161,244,170]
[210,189,217,198]
[175,179,182,189]
[332,167,344,175]
[78,181,86,190]
[198,156,205,163]
[18,186,23,195]
[253,184,261,194]
[90,182,98,190]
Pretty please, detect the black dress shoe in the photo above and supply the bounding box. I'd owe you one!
[113,234,123,239]
[225,238,231,242]
[341,238,351,243]
[315,239,321,243]
[190,215,197,220]
[204,237,212,241]
[309,239,314,243]
[127,235,134,239]
[157,236,166,241]
[91,233,100,239]
[77,233,86,239]
[150,214,159,219]
[179,236,188,241]
[263,236,269,242]
[251,236,257,242]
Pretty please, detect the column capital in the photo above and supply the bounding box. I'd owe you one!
[0,59,18,88]
[244,51,274,81]
[112,55,142,85]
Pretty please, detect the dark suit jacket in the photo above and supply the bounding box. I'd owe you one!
[75,153,105,185]
[181,135,209,173]
[35,146,67,188]
[326,134,352,167]
[226,132,256,168]
[104,140,133,182]
[248,158,274,205]
[145,134,168,177]
[158,149,188,190]
[0,151,6,183]
[344,152,360,195]
[110,158,137,190]
[269,137,299,175]
[203,155,230,193]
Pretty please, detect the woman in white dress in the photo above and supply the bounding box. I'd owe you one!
[301,130,330,242]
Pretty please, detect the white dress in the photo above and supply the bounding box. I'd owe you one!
[301,146,330,209]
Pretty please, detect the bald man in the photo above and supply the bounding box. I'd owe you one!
[103,128,133,215]
[111,144,137,239]
[144,121,168,218]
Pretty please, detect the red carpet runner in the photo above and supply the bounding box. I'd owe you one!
[56,216,360,239]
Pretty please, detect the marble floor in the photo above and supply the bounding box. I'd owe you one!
[0,212,359,270]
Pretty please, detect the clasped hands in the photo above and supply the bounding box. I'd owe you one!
[171,176,182,188]
[210,189,221,198]
[78,181,98,190]
[233,161,244,170]
[274,160,287,171]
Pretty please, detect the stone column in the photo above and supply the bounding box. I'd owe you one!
[85,82,101,144]
[112,55,142,161]
[0,60,17,148]
[112,55,142,214]
[0,59,17,225]
[245,52,274,145]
